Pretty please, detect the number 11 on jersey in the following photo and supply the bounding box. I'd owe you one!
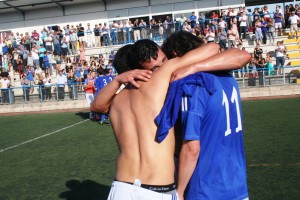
[222,87,243,136]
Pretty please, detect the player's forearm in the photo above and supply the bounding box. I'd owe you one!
[90,79,120,113]
[177,140,200,197]
[191,49,251,72]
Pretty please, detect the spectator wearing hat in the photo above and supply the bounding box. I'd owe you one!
[288,11,300,39]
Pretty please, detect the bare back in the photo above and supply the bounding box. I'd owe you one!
[109,85,175,185]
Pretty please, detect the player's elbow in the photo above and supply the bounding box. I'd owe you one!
[183,140,200,160]
[206,42,220,54]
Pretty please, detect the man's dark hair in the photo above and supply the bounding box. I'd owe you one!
[129,39,160,69]
[113,44,133,74]
[161,31,204,59]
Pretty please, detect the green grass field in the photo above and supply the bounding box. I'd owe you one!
[0,98,300,200]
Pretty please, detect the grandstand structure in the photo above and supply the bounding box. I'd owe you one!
[0,0,299,113]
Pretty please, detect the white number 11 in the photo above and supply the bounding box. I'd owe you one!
[222,87,243,136]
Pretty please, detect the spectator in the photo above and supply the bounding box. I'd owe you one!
[210,11,219,35]
[56,70,67,100]
[164,16,174,37]
[123,20,132,43]
[149,19,157,40]
[133,19,141,42]
[111,21,118,45]
[178,14,187,27]
[189,12,197,28]
[262,5,271,20]
[239,12,247,40]
[288,11,300,39]
[25,65,34,93]
[227,26,237,49]
[44,33,52,52]
[21,74,30,102]
[37,74,45,101]
[0,75,10,104]
[86,23,94,47]
[78,23,85,44]
[140,19,148,39]
[44,51,50,75]
[52,31,61,55]
[218,17,227,32]
[254,44,263,59]
[267,18,275,45]
[265,52,275,76]
[102,23,110,46]
[79,41,86,62]
[194,24,201,36]
[284,5,291,29]
[255,18,263,45]
[198,12,206,34]
[108,50,115,63]
[218,28,227,49]
[252,8,261,29]
[275,41,286,75]
[69,30,78,55]
[158,19,164,41]
[182,21,191,32]
[93,24,101,47]
[205,28,215,43]
[273,9,283,36]
[261,18,268,44]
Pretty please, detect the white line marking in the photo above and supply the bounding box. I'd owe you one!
[0,119,89,153]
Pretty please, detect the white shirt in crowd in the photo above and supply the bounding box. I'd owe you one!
[276,45,286,57]
[32,50,39,60]
[45,36,52,46]
[0,79,10,89]
[289,15,300,24]
[56,74,67,86]
[239,15,248,27]
[35,67,43,75]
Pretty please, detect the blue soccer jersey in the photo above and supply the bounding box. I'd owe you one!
[156,72,248,200]
[94,75,114,95]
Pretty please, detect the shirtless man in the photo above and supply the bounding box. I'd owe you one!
[91,33,251,199]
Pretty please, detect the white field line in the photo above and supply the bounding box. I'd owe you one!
[0,119,89,153]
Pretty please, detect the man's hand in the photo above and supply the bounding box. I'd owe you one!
[114,69,152,88]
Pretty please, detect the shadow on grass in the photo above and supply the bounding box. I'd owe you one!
[75,112,90,120]
[59,179,110,200]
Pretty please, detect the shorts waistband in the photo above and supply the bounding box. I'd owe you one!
[114,179,176,193]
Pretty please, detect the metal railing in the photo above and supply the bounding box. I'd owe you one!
[0,82,86,105]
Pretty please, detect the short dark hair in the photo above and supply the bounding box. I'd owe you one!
[161,31,204,59]
[129,39,160,69]
[113,44,133,74]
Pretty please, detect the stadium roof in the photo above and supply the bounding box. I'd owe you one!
[0,0,103,14]
[245,0,297,6]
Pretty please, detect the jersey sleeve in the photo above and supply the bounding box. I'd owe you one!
[181,84,208,141]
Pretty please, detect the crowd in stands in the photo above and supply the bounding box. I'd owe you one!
[0,4,299,104]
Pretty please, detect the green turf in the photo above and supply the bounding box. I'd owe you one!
[0,98,299,199]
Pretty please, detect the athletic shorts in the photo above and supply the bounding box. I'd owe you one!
[255,30,263,39]
[85,93,94,105]
[275,22,282,29]
[107,181,178,200]
[290,24,298,32]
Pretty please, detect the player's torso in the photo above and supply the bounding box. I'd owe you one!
[109,87,175,185]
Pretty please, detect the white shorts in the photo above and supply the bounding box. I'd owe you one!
[107,181,178,200]
[85,93,94,105]
[275,22,282,29]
